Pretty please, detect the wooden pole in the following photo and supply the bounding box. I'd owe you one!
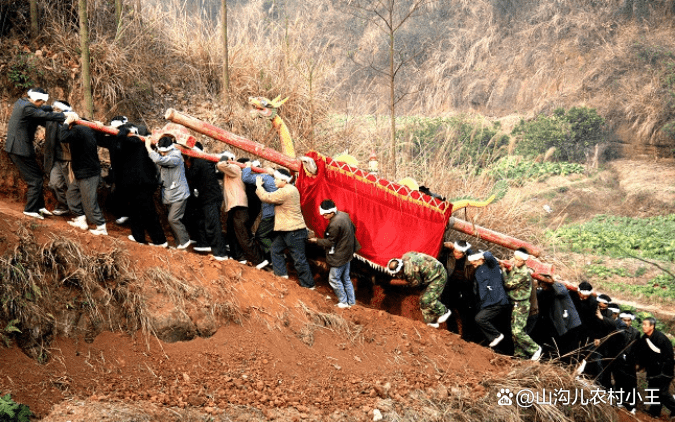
[164,108,302,172]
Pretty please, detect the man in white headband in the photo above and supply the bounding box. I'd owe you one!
[308,199,360,308]
[43,100,74,216]
[145,135,191,250]
[439,240,480,341]
[468,250,511,348]
[502,248,542,361]
[638,317,675,418]
[386,252,451,328]
[96,116,131,225]
[5,88,69,219]
[217,154,268,269]
[613,309,639,415]
[255,168,315,289]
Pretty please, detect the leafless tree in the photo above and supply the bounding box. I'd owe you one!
[222,0,230,105]
[342,0,436,178]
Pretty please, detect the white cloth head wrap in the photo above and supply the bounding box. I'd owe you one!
[467,251,485,262]
[53,101,72,112]
[387,258,403,275]
[28,89,48,102]
[274,170,292,183]
[514,250,530,261]
[453,241,471,253]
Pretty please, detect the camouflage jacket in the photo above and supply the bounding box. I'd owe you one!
[402,252,444,288]
[503,264,532,302]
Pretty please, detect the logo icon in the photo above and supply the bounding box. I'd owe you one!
[497,388,514,406]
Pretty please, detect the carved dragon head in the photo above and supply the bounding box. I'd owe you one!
[248,95,289,120]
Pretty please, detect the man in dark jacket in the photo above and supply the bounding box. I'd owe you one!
[439,240,479,341]
[614,310,640,413]
[59,113,107,235]
[5,88,66,219]
[43,100,73,216]
[184,153,228,260]
[468,250,511,348]
[309,199,361,308]
[96,116,131,224]
[533,276,582,359]
[116,124,167,246]
[637,317,675,418]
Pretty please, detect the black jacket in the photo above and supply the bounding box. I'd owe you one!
[185,157,224,206]
[58,123,100,180]
[537,282,582,337]
[638,329,675,379]
[115,128,158,187]
[43,120,71,171]
[5,98,65,157]
[315,211,361,268]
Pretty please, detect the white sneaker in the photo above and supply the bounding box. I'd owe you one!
[152,242,168,248]
[52,208,69,216]
[427,322,440,328]
[530,346,543,361]
[128,234,140,243]
[280,275,289,279]
[255,259,270,270]
[67,215,87,230]
[336,302,350,309]
[176,241,191,250]
[238,260,248,265]
[23,211,44,220]
[89,224,108,236]
[115,216,129,224]
[489,333,505,348]
[193,246,212,252]
[39,208,53,216]
[213,255,229,261]
[630,409,636,415]
[437,309,452,324]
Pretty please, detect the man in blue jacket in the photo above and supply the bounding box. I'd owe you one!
[5,88,66,219]
[468,250,511,348]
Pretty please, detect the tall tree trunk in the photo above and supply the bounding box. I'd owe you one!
[221,0,230,106]
[388,16,397,179]
[29,0,38,41]
[79,0,94,118]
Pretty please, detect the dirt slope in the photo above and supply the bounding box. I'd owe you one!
[0,197,507,421]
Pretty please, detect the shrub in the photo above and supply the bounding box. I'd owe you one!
[511,107,606,163]
[0,393,32,422]
[484,156,585,184]
[7,53,41,91]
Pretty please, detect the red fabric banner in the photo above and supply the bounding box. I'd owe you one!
[296,151,453,269]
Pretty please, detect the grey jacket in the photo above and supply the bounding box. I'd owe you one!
[5,98,65,157]
[149,149,190,204]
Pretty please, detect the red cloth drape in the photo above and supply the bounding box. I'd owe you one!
[296,151,453,269]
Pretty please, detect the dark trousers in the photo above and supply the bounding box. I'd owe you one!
[271,229,314,288]
[475,304,510,342]
[256,216,275,259]
[128,184,166,245]
[183,195,205,246]
[9,153,45,213]
[227,206,263,264]
[108,183,131,219]
[613,362,637,411]
[202,200,227,258]
[647,375,675,417]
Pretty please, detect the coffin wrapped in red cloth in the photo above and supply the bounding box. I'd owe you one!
[296,151,453,270]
